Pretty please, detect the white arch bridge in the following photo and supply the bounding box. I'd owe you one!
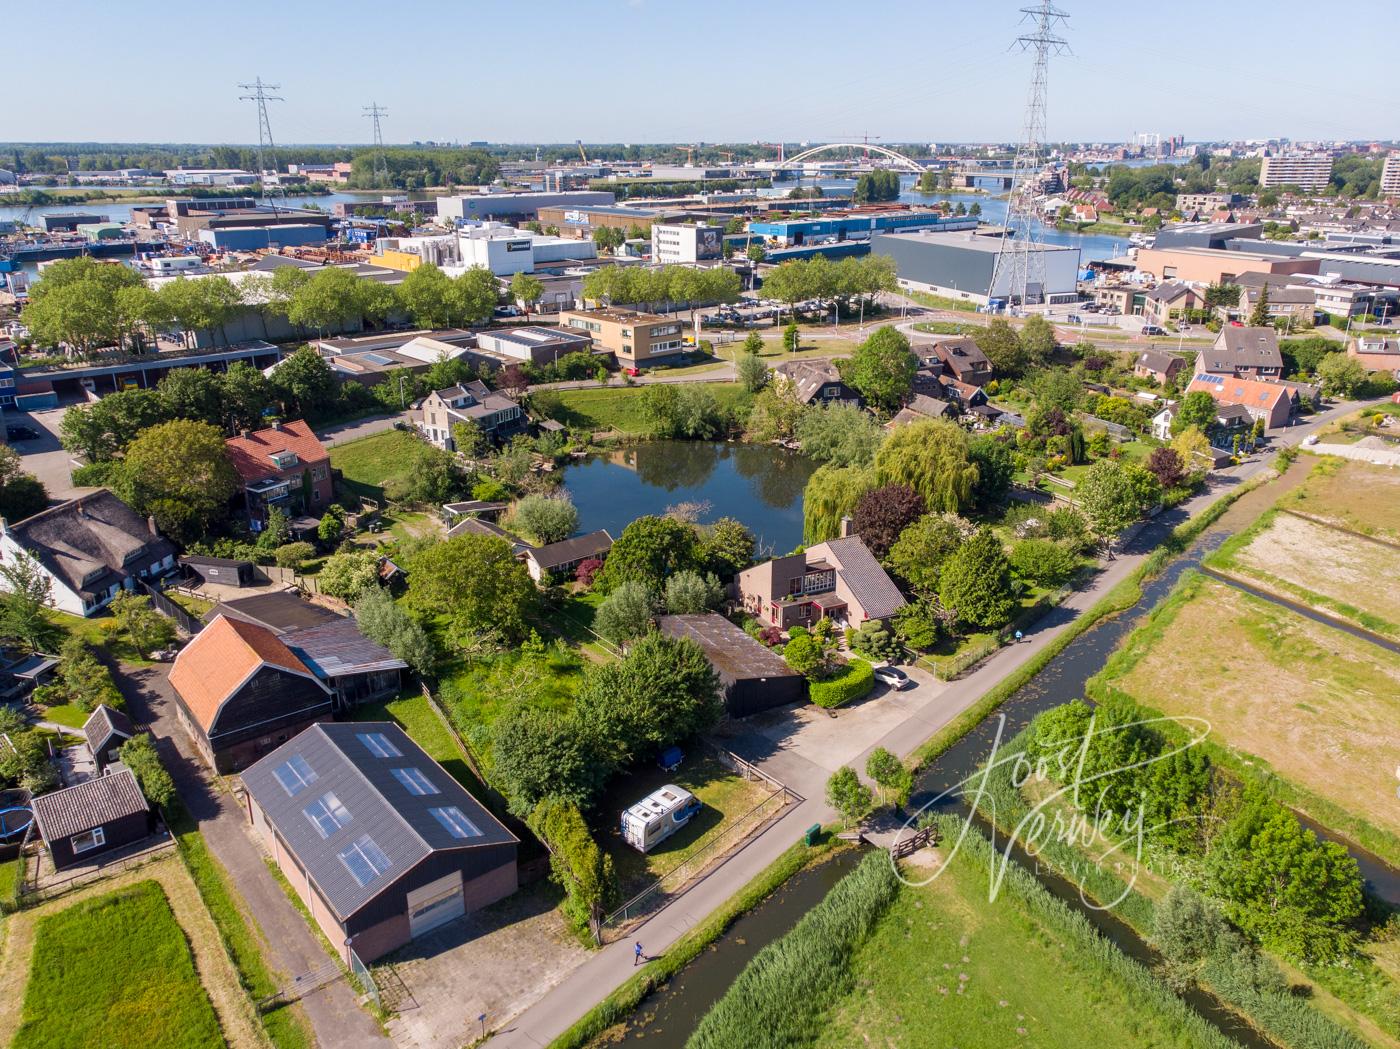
[781,142,926,172]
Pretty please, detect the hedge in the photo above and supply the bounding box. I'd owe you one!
[808,657,874,709]
[686,850,898,1049]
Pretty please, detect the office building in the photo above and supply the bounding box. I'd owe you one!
[1258,154,1334,192]
[652,223,724,264]
[558,307,686,367]
[872,230,1081,306]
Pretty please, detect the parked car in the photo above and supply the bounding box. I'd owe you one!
[5,425,39,442]
[1142,325,1167,336]
[872,666,912,690]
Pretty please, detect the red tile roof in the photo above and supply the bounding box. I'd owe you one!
[224,419,328,484]
[1187,374,1292,412]
[169,615,320,731]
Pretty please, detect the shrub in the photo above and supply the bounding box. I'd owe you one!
[316,550,381,601]
[687,851,898,1049]
[848,621,900,662]
[574,558,603,587]
[663,570,724,614]
[512,493,579,545]
[593,580,655,644]
[808,658,874,709]
[274,541,315,570]
[1008,537,1080,588]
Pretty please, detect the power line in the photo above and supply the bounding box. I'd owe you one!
[238,77,285,202]
[363,102,389,187]
[988,1,1070,309]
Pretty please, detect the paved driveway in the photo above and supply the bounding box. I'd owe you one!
[112,662,393,1049]
[8,406,92,502]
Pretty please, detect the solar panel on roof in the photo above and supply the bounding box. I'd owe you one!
[361,353,395,365]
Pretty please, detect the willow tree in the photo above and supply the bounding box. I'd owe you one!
[802,463,874,545]
[873,419,979,514]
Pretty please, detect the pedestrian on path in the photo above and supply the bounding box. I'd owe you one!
[634,942,645,966]
[1014,630,1023,643]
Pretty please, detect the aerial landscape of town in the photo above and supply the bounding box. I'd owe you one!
[1,1,1399,1047]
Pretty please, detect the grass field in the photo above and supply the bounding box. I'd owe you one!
[327,429,425,501]
[1279,456,1400,542]
[813,846,1209,1049]
[1093,574,1400,847]
[13,880,225,1049]
[594,755,775,897]
[551,382,749,434]
[1219,510,1400,637]
[35,703,88,729]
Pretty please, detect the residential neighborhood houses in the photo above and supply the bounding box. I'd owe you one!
[1,13,1399,1049]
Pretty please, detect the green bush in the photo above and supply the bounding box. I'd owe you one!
[687,851,898,1049]
[808,657,874,709]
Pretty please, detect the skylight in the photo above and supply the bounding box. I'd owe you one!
[430,806,482,840]
[338,835,393,887]
[304,791,351,839]
[358,732,402,758]
[273,753,318,796]
[391,767,440,796]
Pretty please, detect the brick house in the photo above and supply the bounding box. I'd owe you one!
[224,420,333,533]
[737,534,905,631]
[415,382,524,451]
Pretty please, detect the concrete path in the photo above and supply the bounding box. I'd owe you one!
[112,663,393,1049]
[482,397,1370,1049]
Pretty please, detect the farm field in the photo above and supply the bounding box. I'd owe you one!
[1279,456,1400,541]
[813,846,1209,1049]
[11,879,228,1049]
[1218,510,1400,636]
[1093,574,1400,850]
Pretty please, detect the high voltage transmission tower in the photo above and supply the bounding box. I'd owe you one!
[988,1,1070,310]
[364,102,390,186]
[239,77,285,203]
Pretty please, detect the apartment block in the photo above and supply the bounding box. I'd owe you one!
[558,307,686,367]
[1258,154,1334,192]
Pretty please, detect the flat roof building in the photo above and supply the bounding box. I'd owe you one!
[751,211,977,247]
[1382,154,1400,198]
[435,190,616,224]
[474,326,595,365]
[652,223,724,265]
[1259,154,1334,192]
[872,229,1080,306]
[558,307,687,368]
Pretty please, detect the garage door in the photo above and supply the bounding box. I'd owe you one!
[407,871,465,938]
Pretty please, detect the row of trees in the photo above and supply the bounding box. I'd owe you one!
[759,255,898,321]
[580,264,742,315]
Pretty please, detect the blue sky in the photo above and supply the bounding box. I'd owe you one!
[10,0,1398,145]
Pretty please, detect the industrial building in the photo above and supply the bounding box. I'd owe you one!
[198,224,328,250]
[872,229,1081,306]
[749,210,977,247]
[435,190,616,224]
[652,223,724,264]
[164,168,259,187]
[374,224,598,277]
[475,326,594,365]
[1150,222,1264,251]
[1258,154,1334,192]
[1132,245,1319,285]
[536,203,685,238]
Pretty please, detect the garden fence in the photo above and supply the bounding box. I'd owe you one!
[140,580,204,635]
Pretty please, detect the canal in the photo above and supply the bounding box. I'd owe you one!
[559,440,814,555]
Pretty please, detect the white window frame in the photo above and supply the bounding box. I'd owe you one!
[72,826,106,854]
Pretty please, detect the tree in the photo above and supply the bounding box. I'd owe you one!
[802,463,875,544]
[574,633,722,763]
[407,534,537,647]
[115,420,238,543]
[353,588,436,676]
[270,347,339,419]
[529,797,616,943]
[973,318,1027,376]
[873,419,979,514]
[795,402,884,467]
[1145,446,1187,489]
[746,243,766,266]
[1018,315,1058,368]
[157,368,223,426]
[783,322,800,353]
[492,707,601,816]
[736,350,767,393]
[1008,537,1079,588]
[1027,367,1082,413]
[219,361,275,432]
[845,326,917,411]
[287,266,365,335]
[513,494,579,545]
[595,515,700,593]
[594,580,656,643]
[967,435,1014,511]
[396,263,457,328]
[664,570,724,614]
[317,550,382,601]
[1076,459,1157,546]
[0,445,48,523]
[119,734,176,808]
[452,266,501,325]
[1315,352,1369,397]
[866,747,912,808]
[387,442,468,505]
[274,541,314,570]
[939,528,1016,630]
[850,484,926,559]
[700,517,755,577]
[887,512,970,594]
[1171,426,1211,471]
[156,275,242,348]
[510,271,544,317]
[21,256,144,355]
[317,504,346,545]
[108,592,175,659]
[0,552,60,653]
[59,388,172,462]
[825,766,873,827]
[852,170,900,204]
[1248,285,1271,328]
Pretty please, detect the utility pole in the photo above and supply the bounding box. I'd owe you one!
[987,2,1070,313]
[238,78,285,207]
[363,102,390,187]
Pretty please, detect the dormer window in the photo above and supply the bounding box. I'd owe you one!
[269,450,298,469]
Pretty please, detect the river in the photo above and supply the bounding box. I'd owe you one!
[597,463,1400,1045]
[559,440,814,555]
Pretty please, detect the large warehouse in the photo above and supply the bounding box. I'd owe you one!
[872,229,1082,306]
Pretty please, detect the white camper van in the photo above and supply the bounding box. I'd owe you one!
[621,784,702,853]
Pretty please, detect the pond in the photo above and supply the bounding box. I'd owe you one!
[560,440,815,555]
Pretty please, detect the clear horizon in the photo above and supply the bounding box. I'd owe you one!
[9,0,1399,145]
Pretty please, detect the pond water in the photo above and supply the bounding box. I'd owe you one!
[559,440,814,555]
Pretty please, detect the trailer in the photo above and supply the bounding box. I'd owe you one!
[620,784,702,853]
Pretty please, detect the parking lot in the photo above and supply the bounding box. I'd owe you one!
[6,405,93,502]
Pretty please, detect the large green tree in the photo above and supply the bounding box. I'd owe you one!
[938,527,1016,630]
[0,445,49,523]
[270,346,340,419]
[846,326,917,411]
[115,419,238,542]
[1172,390,1218,435]
[802,463,875,544]
[973,318,1027,375]
[406,533,537,648]
[887,512,970,594]
[873,418,979,513]
[396,263,457,328]
[20,256,145,355]
[794,401,884,467]
[1075,459,1160,545]
[595,515,701,592]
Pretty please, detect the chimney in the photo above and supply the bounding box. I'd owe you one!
[148,515,159,538]
[240,429,250,440]
[839,515,854,539]
[271,420,282,432]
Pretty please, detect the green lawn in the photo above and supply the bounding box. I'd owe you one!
[14,880,225,1049]
[534,590,618,660]
[166,591,215,619]
[46,609,153,666]
[328,429,425,501]
[0,856,22,912]
[551,382,750,434]
[1056,438,1157,483]
[814,848,1211,1049]
[35,703,88,729]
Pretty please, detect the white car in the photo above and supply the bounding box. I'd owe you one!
[872,666,912,690]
